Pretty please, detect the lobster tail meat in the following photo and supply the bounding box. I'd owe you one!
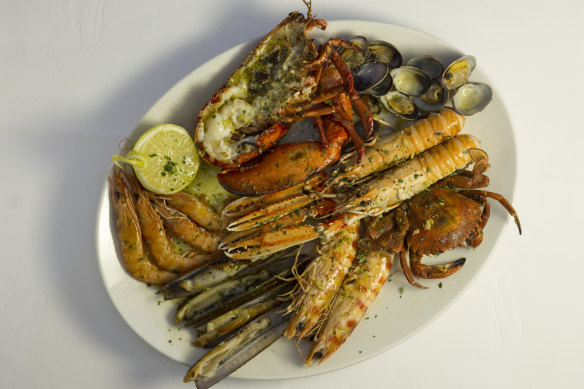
[194,11,325,167]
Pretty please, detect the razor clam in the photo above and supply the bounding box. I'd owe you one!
[379,90,419,120]
[340,35,369,70]
[162,259,247,300]
[368,40,402,68]
[194,292,284,348]
[353,61,392,96]
[174,271,272,325]
[185,275,288,328]
[390,66,432,96]
[407,55,444,80]
[180,254,310,327]
[414,81,448,112]
[452,82,493,115]
[442,54,476,90]
[162,249,295,300]
[184,309,289,388]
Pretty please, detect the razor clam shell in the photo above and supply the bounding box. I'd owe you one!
[162,248,296,300]
[194,291,287,348]
[185,310,289,388]
[175,271,271,325]
[183,254,310,327]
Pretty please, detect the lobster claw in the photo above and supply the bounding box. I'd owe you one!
[218,120,349,196]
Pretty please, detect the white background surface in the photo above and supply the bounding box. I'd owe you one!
[1,0,582,388]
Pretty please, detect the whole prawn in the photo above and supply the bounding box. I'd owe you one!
[127,172,217,274]
[284,218,360,340]
[109,167,176,284]
[305,249,393,365]
[156,191,223,232]
[149,195,222,254]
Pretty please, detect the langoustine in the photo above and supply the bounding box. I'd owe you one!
[221,134,486,261]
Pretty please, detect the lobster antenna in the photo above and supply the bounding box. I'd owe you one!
[303,0,312,18]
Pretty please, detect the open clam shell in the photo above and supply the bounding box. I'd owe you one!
[379,90,419,120]
[354,62,392,96]
[414,81,448,112]
[340,35,369,70]
[390,66,432,96]
[452,82,493,115]
[368,40,402,68]
[442,54,476,90]
[407,55,444,80]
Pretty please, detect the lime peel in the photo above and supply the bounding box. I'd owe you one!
[112,151,147,170]
[111,124,199,194]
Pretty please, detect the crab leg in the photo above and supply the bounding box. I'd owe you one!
[460,190,522,234]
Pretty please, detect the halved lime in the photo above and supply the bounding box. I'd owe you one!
[112,124,199,194]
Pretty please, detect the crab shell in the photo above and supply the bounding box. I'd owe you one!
[405,187,483,256]
[194,11,325,168]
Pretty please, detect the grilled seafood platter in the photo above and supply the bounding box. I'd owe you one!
[98,3,520,387]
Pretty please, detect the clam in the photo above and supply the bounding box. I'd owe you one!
[407,55,444,80]
[442,54,476,90]
[340,35,369,70]
[353,61,392,96]
[390,66,432,96]
[374,106,416,131]
[414,81,448,112]
[368,40,402,68]
[452,82,492,116]
[379,90,419,120]
[360,94,382,117]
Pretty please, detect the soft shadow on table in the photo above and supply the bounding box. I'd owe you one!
[44,3,404,386]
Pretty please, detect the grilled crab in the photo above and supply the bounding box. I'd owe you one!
[194,10,327,168]
[362,167,522,288]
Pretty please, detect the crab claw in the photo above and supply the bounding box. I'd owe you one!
[409,252,466,280]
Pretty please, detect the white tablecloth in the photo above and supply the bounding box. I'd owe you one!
[1,1,582,388]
